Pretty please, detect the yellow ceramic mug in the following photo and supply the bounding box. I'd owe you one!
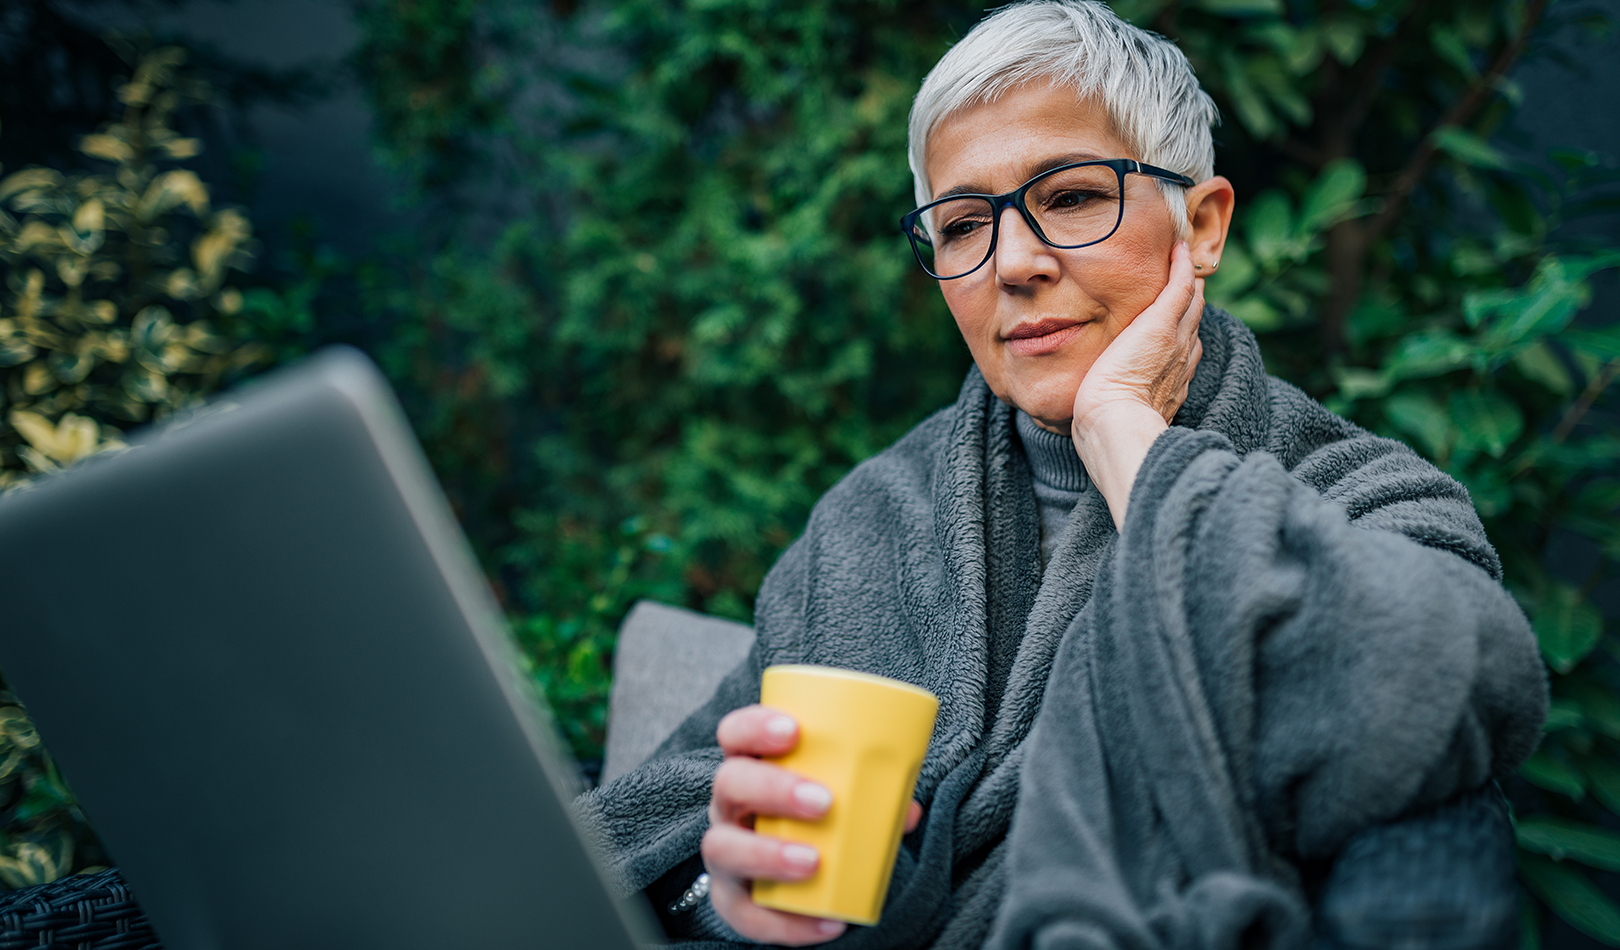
[751,664,939,926]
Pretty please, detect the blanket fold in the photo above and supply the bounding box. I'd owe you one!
[575,307,1547,950]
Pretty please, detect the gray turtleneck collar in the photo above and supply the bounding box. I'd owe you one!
[1016,411,1089,492]
[1015,411,1090,567]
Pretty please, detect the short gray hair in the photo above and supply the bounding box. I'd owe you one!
[907,0,1218,236]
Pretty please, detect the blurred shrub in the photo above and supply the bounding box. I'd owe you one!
[351,0,984,757]
[0,47,270,888]
[1154,2,1620,942]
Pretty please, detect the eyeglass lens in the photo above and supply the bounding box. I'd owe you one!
[909,164,1124,279]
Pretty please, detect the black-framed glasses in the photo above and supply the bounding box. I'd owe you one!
[900,159,1196,280]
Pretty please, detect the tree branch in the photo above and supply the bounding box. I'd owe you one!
[1363,0,1550,245]
[1318,0,1547,352]
[1550,358,1619,445]
[1321,0,1433,163]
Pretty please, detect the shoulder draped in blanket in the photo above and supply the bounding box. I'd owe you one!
[575,307,1548,950]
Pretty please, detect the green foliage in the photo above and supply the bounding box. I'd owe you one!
[351,0,983,757]
[0,692,101,888]
[0,47,269,485]
[0,47,271,888]
[1144,0,1620,941]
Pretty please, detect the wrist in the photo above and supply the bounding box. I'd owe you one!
[1071,400,1166,457]
[1070,401,1169,530]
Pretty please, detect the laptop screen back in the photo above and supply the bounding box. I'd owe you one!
[0,349,652,950]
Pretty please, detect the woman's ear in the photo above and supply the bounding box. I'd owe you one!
[1184,176,1235,275]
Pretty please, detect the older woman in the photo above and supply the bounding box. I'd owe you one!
[577,2,1547,948]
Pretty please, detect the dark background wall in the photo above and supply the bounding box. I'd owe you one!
[55,0,415,257]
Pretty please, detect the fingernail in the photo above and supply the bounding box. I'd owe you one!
[765,715,796,739]
[782,843,819,868]
[793,782,832,813]
[818,919,847,936]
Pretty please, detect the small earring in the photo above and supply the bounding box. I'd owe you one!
[1194,263,1204,271]
[1211,261,1219,270]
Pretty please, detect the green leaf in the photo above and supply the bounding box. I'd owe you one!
[1383,390,1453,458]
[1450,389,1522,457]
[1534,585,1604,673]
[13,772,71,823]
[1518,818,1620,871]
[1514,342,1574,395]
[1552,147,1604,172]
[1584,757,1620,815]
[1455,461,1511,516]
[1261,73,1312,126]
[1543,698,1583,731]
[1488,180,1541,237]
[1246,190,1294,267]
[1330,366,1391,401]
[1476,257,1586,349]
[1565,248,1620,281]
[1433,127,1508,170]
[1519,854,1620,945]
[1564,325,1620,361]
[1268,24,1321,75]
[1451,243,1499,277]
[1523,899,1543,950]
[1429,25,1479,78]
[1521,749,1585,798]
[1566,677,1620,738]
[1205,241,1257,297]
[1320,18,1365,63]
[1385,330,1474,379]
[1297,159,1366,234]
[1224,297,1283,332]
[1222,54,1277,140]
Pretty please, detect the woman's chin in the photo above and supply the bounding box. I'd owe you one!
[1004,390,1076,434]
[992,368,1095,434]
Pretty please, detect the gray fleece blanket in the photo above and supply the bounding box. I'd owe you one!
[576,307,1547,950]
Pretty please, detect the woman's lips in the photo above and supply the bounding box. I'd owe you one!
[1004,319,1086,356]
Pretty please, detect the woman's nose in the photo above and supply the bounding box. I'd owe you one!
[992,205,1060,284]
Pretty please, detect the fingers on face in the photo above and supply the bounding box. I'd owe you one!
[1175,275,1205,349]
[716,705,799,757]
[708,872,848,946]
[1146,242,1199,330]
[712,757,833,826]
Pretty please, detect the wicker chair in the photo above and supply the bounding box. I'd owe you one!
[0,601,1518,949]
[0,869,160,950]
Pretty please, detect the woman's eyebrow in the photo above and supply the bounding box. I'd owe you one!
[931,151,1111,200]
[1030,151,1107,175]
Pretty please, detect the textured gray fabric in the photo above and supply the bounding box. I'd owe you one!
[604,601,757,784]
[1015,411,1088,568]
[574,307,1547,950]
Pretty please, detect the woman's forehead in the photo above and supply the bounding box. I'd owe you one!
[923,83,1130,198]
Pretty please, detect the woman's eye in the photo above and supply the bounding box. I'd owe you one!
[939,219,986,242]
[1047,190,1101,209]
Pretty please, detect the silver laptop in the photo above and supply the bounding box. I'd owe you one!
[0,348,655,949]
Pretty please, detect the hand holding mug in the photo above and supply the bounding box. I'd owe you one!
[704,697,928,945]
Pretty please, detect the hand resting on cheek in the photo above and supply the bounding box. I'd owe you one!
[1070,241,1207,530]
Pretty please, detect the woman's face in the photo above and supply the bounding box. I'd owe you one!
[924,82,1217,432]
